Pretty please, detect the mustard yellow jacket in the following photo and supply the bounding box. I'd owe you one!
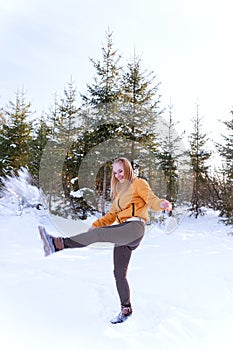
[92,177,164,228]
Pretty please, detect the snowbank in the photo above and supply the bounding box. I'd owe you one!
[1,209,233,350]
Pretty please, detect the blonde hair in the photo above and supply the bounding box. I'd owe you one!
[110,157,136,198]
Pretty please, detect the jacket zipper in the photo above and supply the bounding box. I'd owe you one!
[117,198,123,223]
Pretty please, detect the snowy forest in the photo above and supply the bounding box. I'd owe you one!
[0,30,232,227]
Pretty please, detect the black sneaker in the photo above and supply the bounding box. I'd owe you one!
[110,305,132,324]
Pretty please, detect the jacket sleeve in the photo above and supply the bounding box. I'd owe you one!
[136,178,164,212]
[92,201,118,227]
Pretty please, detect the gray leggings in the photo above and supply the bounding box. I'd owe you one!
[63,221,145,306]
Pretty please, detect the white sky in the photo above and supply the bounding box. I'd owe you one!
[0,0,233,142]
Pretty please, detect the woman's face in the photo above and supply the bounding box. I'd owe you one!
[113,162,125,182]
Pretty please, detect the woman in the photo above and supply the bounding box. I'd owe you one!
[39,157,172,324]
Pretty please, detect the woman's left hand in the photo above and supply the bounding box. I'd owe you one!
[160,200,172,211]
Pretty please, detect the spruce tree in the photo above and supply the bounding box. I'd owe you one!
[28,115,51,182]
[0,108,6,176]
[120,51,162,175]
[80,29,122,214]
[188,104,211,218]
[40,80,82,216]
[0,90,32,176]
[81,29,122,107]
[57,78,80,197]
[157,104,184,208]
[216,111,233,226]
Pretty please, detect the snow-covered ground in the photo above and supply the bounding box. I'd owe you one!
[1,203,233,350]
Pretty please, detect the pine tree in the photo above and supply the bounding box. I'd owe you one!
[82,29,122,106]
[157,104,184,208]
[0,90,32,176]
[40,80,83,216]
[188,104,211,218]
[80,28,123,214]
[120,51,162,174]
[216,111,233,225]
[28,114,51,182]
[217,112,233,179]
[57,78,80,197]
[38,96,62,211]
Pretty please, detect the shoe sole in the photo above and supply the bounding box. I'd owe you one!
[38,225,55,256]
[110,313,132,324]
